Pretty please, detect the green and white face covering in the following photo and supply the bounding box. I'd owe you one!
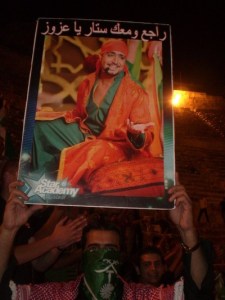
[82,247,123,300]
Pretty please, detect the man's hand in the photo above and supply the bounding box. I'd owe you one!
[127,119,154,134]
[2,180,43,233]
[168,180,194,233]
[0,181,43,281]
[50,215,87,250]
[168,175,210,290]
[168,174,198,248]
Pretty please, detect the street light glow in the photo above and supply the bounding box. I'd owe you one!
[172,90,188,107]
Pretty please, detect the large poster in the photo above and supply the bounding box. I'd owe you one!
[18,18,175,209]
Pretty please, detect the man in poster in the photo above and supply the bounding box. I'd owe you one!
[32,39,156,193]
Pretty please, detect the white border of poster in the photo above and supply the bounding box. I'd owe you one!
[18,18,175,209]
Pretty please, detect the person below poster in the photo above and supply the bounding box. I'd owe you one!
[18,19,175,209]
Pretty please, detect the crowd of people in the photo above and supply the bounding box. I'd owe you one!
[0,164,215,299]
[0,37,220,299]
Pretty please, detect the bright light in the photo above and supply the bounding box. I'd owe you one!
[172,92,182,106]
[172,90,187,107]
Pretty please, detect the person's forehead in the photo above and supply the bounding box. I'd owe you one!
[141,253,162,263]
[85,229,120,247]
[103,50,126,56]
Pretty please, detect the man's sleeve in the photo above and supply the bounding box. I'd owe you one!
[183,239,214,300]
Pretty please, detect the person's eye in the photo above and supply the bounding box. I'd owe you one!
[106,246,119,251]
[87,246,99,252]
[143,262,150,267]
[155,262,161,268]
[119,55,125,60]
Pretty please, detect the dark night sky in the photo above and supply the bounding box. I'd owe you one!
[0,0,225,96]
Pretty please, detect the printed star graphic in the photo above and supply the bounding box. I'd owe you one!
[23,174,46,200]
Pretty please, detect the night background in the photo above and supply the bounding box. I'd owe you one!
[0,0,225,96]
[0,0,225,292]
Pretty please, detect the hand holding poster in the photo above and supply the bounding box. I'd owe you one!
[18,18,175,209]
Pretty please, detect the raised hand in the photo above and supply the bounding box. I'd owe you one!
[50,215,87,250]
[3,181,43,233]
[168,179,194,233]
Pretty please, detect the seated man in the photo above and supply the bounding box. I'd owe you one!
[2,177,214,299]
[32,38,154,190]
[137,246,176,287]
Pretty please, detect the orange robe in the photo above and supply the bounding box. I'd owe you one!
[57,71,154,188]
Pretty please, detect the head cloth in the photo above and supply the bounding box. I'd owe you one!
[100,39,128,57]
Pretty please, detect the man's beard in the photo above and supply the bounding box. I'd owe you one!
[103,67,110,73]
[103,65,120,75]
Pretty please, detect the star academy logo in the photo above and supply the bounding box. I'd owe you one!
[23,174,79,201]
